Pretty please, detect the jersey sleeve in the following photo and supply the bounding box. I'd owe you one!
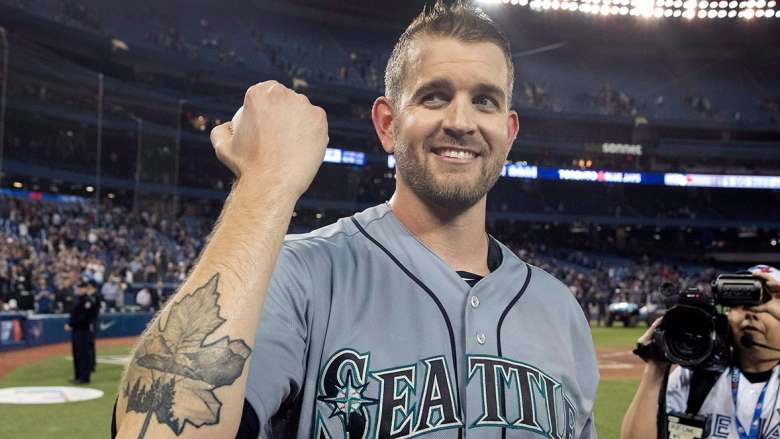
[665,366,691,413]
[244,244,311,434]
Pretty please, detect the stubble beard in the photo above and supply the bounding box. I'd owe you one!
[393,128,503,211]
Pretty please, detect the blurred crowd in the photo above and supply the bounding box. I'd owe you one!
[1,195,724,325]
[508,241,716,325]
[0,195,212,314]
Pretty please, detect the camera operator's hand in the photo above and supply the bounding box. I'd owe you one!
[634,317,669,367]
[622,317,670,439]
[636,317,664,346]
[750,298,780,322]
[752,270,780,298]
[637,317,663,347]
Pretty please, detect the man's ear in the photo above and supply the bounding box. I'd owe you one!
[372,96,396,154]
[504,110,520,159]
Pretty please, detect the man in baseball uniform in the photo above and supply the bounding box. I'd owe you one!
[621,269,780,439]
[114,2,598,438]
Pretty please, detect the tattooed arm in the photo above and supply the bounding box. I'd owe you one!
[115,81,328,439]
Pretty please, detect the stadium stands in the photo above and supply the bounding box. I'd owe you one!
[0,0,778,320]
[2,0,779,123]
[0,192,731,322]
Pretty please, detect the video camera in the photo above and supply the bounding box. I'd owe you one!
[642,274,769,371]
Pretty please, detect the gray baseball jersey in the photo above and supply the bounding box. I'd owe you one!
[245,203,599,439]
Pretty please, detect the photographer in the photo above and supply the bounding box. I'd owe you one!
[621,269,780,439]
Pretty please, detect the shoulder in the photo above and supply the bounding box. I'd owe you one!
[527,264,572,295]
[278,204,391,263]
[493,242,586,321]
[514,254,576,302]
[270,206,390,294]
[278,215,361,268]
[283,216,359,249]
[491,242,567,290]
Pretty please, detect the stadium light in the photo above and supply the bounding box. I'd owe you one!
[488,0,779,18]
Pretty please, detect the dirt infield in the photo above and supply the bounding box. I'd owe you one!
[597,346,645,380]
[0,338,645,381]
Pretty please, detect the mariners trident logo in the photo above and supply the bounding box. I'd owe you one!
[317,350,377,438]
[316,349,579,439]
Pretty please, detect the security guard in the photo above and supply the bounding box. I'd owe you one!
[65,279,98,384]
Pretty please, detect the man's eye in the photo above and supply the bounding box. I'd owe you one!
[422,93,447,105]
[474,95,497,108]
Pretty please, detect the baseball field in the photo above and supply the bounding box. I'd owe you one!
[0,326,646,439]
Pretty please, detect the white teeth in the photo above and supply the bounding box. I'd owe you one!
[439,149,475,159]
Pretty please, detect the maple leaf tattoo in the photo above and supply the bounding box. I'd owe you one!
[124,274,252,438]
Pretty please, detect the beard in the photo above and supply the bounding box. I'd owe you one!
[393,128,504,211]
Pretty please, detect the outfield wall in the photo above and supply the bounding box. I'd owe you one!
[0,312,153,351]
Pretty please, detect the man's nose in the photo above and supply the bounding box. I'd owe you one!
[441,97,477,139]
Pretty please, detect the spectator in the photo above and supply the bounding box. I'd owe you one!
[33,278,54,314]
[135,287,151,310]
[153,280,167,307]
[100,274,122,312]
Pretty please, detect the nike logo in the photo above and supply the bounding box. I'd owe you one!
[99,321,116,331]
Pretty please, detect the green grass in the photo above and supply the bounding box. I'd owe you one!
[0,346,130,439]
[594,380,639,439]
[0,327,644,439]
[589,325,645,438]
[591,325,647,348]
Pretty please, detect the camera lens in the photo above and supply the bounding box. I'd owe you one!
[661,306,714,367]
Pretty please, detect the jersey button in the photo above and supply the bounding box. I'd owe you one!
[476,332,487,345]
[470,295,480,308]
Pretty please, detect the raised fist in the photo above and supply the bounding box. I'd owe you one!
[210,80,329,198]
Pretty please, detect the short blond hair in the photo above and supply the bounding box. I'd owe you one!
[384,0,514,109]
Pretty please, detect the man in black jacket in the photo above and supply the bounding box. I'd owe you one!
[65,279,98,384]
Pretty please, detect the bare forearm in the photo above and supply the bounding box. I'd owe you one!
[621,363,667,439]
[115,180,296,439]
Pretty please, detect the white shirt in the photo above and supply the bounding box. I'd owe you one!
[135,288,151,308]
[666,365,780,438]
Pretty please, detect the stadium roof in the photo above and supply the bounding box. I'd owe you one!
[262,0,780,52]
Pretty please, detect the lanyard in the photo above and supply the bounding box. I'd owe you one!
[731,367,770,439]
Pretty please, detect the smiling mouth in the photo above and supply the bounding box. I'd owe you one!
[431,147,480,160]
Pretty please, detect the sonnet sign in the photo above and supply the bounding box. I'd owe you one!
[602,143,643,156]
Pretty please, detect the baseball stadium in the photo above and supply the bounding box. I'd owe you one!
[0,0,779,438]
